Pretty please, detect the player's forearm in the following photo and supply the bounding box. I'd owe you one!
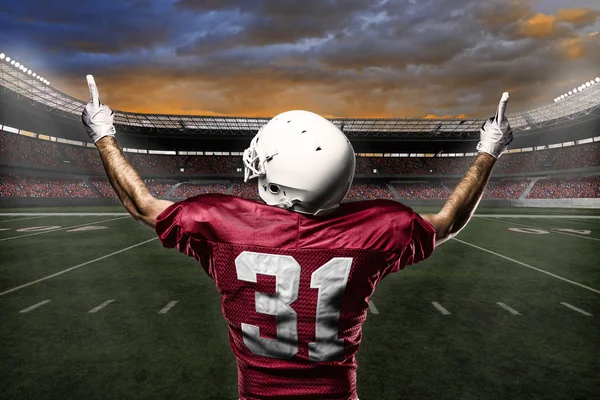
[95,136,154,222]
[437,153,496,238]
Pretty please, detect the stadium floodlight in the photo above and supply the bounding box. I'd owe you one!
[0,53,4,59]
[568,91,573,95]
[10,60,15,65]
[554,98,558,103]
[596,77,600,82]
[46,81,50,85]
[5,56,10,62]
[586,82,591,87]
[27,70,32,75]
[32,73,36,77]
[15,62,20,68]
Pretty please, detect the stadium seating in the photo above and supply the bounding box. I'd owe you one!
[89,179,178,198]
[230,182,261,200]
[170,183,230,198]
[392,182,450,199]
[2,131,599,176]
[0,173,98,198]
[527,176,600,199]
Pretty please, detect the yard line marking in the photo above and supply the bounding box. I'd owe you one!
[368,301,379,315]
[0,216,48,223]
[560,302,593,316]
[474,215,600,219]
[479,217,600,242]
[0,237,158,297]
[19,299,51,313]
[0,216,130,242]
[0,213,129,217]
[453,238,600,295]
[89,299,115,313]
[432,302,451,315]
[159,301,179,314]
[496,302,521,315]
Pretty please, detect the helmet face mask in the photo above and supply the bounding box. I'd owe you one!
[243,110,356,216]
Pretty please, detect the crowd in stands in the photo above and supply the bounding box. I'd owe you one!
[483,179,530,199]
[444,179,531,199]
[392,182,450,199]
[527,176,600,199]
[170,183,230,198]
[0,173,97,198]
[230,183,261,200]
[3,131,599,177]
[345,184,395,200]
[89,179,177,198]
[1,170,598,200]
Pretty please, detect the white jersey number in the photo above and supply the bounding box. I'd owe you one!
[235,251,352,362]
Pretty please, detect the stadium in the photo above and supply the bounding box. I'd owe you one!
[1,45,599,400]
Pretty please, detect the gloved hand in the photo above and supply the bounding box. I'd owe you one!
[81,75,116,143]
[477,92,513,159]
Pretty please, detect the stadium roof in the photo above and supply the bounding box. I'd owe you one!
[1,58,599,138]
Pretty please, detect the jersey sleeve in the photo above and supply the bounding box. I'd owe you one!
[154,196,213,276]
[380,205,437,277]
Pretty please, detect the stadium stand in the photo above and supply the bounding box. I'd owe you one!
[527,176,600,199]
[345,184,396,200]
[2,131,599,176]
[90,179,178,198]
[391,182,450,199]
[170,183,230,198]
[231,182,261,200]
[0,173,97,198]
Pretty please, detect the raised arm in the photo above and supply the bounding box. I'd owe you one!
[422,93,513,245]
[82,75,173,228]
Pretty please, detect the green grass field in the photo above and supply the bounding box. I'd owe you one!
[1,206,599,400]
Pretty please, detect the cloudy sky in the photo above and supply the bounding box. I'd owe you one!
[1,0,599,118]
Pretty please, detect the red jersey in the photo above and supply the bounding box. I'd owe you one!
[156,194,436,400]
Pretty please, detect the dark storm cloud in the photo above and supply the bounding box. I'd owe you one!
[1,0,599,117]
[0,0,178,55]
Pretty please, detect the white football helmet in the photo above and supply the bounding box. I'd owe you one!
[243,110,356,216]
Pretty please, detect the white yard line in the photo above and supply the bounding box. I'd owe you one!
[431,302,451,315]
[0,213,128,216]
[19,299,51,313]
[452,238,600,295]
[496,302,521,315]
[159,301,179,314]
[560,302,593,316]
[368,301,379,315]
[474,215,600,219]
[0,216,48,223]
[89,299,115,313]
[0,237,158,297]
[0,216,130,242]
[479,217,600,242]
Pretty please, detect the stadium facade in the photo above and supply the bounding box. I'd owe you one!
[0,56,599,208]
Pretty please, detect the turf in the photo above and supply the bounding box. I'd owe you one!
[0,207,599,400]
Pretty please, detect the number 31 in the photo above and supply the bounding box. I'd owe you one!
[235,251,352,362]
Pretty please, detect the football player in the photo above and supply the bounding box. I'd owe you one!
[82,75,512,400]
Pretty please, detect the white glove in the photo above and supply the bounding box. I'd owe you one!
[81,75,116,143]
[477,92,513,159]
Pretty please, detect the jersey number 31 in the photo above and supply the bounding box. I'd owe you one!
[235,251,352,362]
